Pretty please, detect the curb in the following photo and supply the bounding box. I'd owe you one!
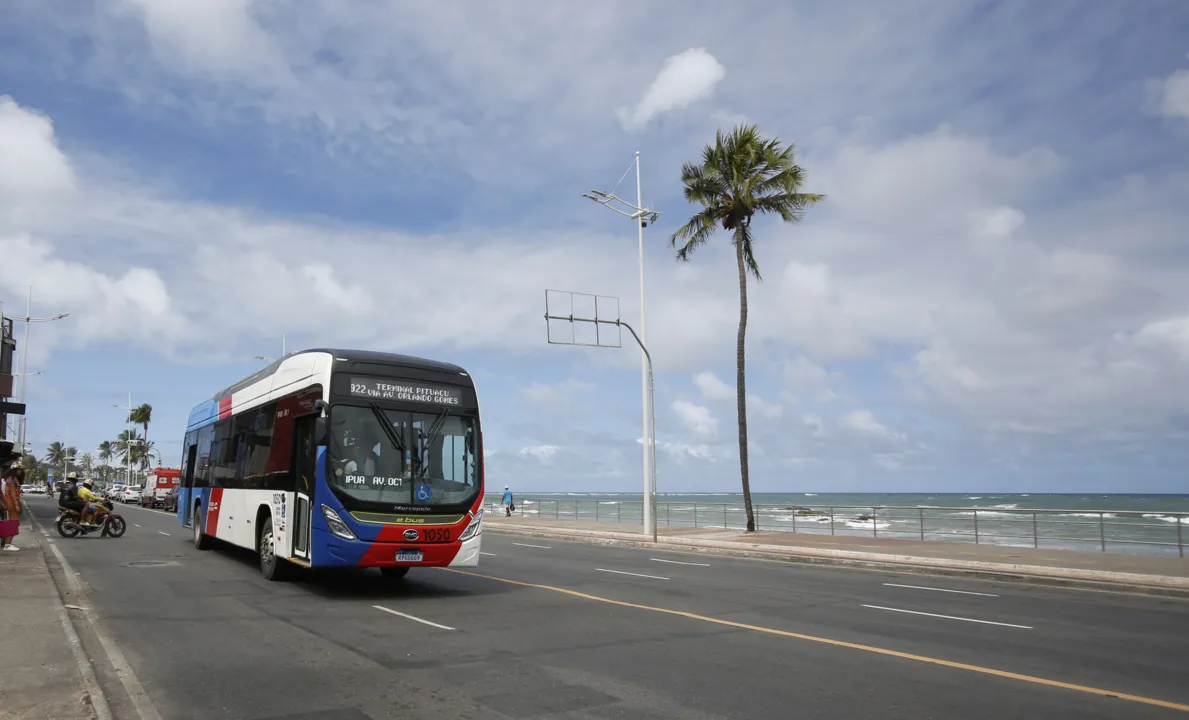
[486,523,1189,599]
[24,513,113,720]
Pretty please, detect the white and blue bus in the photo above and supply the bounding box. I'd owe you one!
[177,349,485,580]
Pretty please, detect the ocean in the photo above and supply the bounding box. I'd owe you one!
[482,492,1189,558]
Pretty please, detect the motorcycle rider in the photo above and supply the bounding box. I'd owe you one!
[77,478,108,527]
[58,472,88,522]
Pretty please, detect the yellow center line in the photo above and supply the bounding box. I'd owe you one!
[442,568,1189,713]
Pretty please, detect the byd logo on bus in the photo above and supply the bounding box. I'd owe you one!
[402,529,419,541]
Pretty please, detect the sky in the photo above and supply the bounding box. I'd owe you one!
[2,0,1189,494]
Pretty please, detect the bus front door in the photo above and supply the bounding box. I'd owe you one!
[291,415,315,560]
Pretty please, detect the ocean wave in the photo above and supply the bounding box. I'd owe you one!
[846,519,892,531]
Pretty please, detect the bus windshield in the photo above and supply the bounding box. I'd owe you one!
[326,403,480,509]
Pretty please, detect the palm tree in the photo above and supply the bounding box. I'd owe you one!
[98,441,114,482]
[670,124,824,532]
[44,441,66,470]
[129,403,153,445]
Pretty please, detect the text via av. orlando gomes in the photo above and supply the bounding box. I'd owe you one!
[348,378,462,406]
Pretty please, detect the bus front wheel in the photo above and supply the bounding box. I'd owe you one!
[258,515,291,582]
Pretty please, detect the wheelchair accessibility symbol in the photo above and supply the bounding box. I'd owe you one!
[416,485,432,502]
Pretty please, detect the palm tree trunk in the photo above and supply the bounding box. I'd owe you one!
[734,239,756,532]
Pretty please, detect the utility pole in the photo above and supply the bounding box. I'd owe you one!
[582,153,662,538]
[545,290,658,541]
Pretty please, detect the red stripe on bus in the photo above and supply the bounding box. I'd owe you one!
[205,488,224,536]
[218,396,232,419]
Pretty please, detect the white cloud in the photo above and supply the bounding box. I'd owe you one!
[522,379,596,411]
[840,409,896,439]
[1159,67,1189,120]
[517,445,559,462]
[0,96,76,203]
[618,48,726,131]
[694,371,783,418]
[110,0,291,85]
[693,371,734,402]
[671,400,717,437]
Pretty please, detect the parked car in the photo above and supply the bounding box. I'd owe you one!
[121,486,143,504]
[162,486,178,514]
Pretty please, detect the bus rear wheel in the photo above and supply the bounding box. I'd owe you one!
[259,515,291,582]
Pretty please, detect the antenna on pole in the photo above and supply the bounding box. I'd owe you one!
[544,288,658,542]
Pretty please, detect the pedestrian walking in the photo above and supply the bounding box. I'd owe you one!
[502,485,514,517]
[1,465,22,552]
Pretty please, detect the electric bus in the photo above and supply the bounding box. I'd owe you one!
[177,349,484,580]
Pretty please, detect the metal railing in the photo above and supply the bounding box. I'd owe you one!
[484,499,1188,558]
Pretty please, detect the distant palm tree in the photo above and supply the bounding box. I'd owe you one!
[670,123,824,532]
[44,441,66,469]
[98,441,114,482]
[129,403,153,445]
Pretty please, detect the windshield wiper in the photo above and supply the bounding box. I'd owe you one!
[417,408,451,477]
[368,402,407,456]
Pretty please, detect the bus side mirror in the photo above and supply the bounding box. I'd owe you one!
[314,417,328,445]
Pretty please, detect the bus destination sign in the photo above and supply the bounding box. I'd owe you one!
[347,377,463,406]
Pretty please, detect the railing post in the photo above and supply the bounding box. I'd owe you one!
[666,503,670,527]
[919,507,925,541]
[791,507,796,534]
[723,503,727,530]
[1033,511,1038,549]
[694,503,698,528]
[555,499,559,520]
[596,501,599,523]
[1099,511,1106,552]
[974,509,980,544]
[1178,515,1183,558]
[872,507,879,539]
[830,506,835,536]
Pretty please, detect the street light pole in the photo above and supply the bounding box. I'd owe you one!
[633,152,653,538]
[583,154,662,538]
[15,287,69,450]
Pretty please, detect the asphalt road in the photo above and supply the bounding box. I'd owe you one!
[25,496,1189,720]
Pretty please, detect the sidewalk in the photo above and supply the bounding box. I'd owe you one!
[0,513,97,720]
[485,516,1189,595]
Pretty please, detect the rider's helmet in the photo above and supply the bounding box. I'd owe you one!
[82,477,94,488]
[67,471,79,481]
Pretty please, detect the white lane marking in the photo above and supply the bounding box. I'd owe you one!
[595,568,670,581]
[29,510,164,720]
[372,605,455,630]
[883,583,999,597]
[479,551,497,556]
[862,604,1032,629]
[157,531,170,536]
[134,524,142,528]
[650,558,711,567]
[512,542,551,549]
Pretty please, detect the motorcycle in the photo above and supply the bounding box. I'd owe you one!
[57,497,127,538]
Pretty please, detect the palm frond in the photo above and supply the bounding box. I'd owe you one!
[670,205,719,261]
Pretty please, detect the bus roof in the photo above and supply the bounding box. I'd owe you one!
[207,348,469,405]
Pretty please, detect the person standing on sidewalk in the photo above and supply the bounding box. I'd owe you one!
[502,485,514,517]
[1,465,22,552]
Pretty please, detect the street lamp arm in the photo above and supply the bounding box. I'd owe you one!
[16,313,70,323]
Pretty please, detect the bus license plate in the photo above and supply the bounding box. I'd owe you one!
[395,550,424,563]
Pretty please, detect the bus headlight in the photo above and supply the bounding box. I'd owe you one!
[321,504,357,540]
[458,508,483,541]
